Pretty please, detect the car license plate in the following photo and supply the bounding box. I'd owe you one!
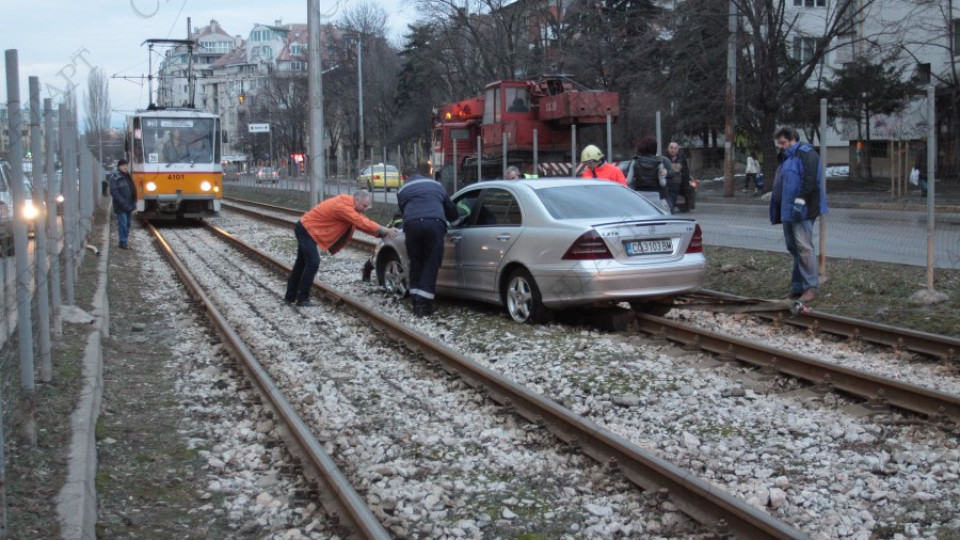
[624,239,672,256]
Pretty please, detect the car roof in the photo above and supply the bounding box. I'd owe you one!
[458,178,616,192]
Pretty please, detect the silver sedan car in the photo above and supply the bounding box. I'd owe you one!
[373,178,707,323]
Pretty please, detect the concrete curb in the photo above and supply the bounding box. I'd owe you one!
[56,212,111,540]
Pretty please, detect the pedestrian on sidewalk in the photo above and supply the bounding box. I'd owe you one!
[664,141,692,212]
[108,159,137,250]
[769,127,828,303]
[285,190,398,307]
[397,164,459,317]
[745,152,760,192]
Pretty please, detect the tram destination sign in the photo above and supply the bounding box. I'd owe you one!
[248,123,271,133]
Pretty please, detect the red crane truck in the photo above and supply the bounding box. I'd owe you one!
[430,76,619,192]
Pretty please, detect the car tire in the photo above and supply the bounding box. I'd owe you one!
[505,268,550,324]
[380,250,408,297]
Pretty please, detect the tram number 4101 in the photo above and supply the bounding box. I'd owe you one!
[167,174,185,181]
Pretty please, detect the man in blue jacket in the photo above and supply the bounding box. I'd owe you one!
[397,164,459,317]
[108,159,137,249]
[770,127,828,303]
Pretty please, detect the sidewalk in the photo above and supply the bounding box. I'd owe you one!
[696,176,960,213]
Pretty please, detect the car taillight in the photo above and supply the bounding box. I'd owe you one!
[686,224,703,254]
[689,180,698,189]
[563,230,613,260]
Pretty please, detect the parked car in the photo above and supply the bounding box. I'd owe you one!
[255,167,279,184]
[358,163,403,191]
[0,159,41,255]
[372,178,706,323]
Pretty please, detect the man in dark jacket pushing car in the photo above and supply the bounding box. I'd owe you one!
[397,164,459,317]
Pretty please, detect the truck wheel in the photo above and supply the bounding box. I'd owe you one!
[504,268,550,323]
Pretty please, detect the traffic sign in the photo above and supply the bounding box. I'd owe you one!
[248,123,270,133]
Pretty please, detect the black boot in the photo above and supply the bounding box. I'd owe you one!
[361,259,374,282]
[413,301,437,317]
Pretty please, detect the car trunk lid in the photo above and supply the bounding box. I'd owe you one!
[590,219,698,263]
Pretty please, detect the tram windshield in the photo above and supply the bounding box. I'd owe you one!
[133,117,219,165]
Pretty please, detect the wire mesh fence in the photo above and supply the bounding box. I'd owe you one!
[2,49,99,536]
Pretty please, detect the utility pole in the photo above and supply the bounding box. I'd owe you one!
[308,0,325,205]
[357,35,364,176]
[723,0,737,198]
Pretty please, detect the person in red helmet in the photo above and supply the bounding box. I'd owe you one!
[580,145,626,186]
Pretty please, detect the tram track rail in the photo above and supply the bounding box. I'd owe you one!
[222,198,960,428]
[145,220,392,540]
[193,216,810,539]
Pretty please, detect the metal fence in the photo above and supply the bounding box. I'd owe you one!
[1,49,99,538]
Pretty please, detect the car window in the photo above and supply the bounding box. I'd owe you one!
[473,188,521,227]
[536,184,662,219]
[452,189,482,227]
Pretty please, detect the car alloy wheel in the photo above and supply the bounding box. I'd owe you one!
[505,268,548,323]
[381,251,408,297]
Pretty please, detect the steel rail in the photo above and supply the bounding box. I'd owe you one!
[202,221,809,540]
[223,196,304,217]
[145,222,391,540]
[636,313,960,426]
[698,289,960,363]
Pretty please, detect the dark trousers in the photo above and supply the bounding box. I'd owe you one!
[285,221,321,302]
[404,218,446,303]
[745,173,757,189]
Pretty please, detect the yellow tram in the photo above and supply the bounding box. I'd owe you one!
[126,107,222,219]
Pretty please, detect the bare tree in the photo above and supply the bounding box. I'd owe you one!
[83,67,111,166]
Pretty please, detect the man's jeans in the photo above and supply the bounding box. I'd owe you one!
[285,221,321,302]
[116,212,131,247]
[782,219,818,294]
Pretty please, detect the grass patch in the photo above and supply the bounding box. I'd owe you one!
[703,246,960,338]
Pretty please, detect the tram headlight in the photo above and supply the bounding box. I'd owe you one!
[22,200,39,220]
[146,181,157,192]
[55,194,65,204]
[213,186,220,193]
[200,181,212,192]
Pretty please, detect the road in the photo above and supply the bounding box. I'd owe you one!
[693,202,960,270]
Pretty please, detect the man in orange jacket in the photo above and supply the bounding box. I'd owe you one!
[580,144,626,185]
[285,190,398,307]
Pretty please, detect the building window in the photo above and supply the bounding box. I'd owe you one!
[794,0,825,6]
[792,36,822,64]
[290,44,304,56]
[954,19,960,53]
[290,61,306,71]
[201,41,231,53]
[915,63,931,85]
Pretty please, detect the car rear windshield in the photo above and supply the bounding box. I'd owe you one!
[535,184,662,220]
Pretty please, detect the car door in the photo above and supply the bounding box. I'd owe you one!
[459,187,523,294]
[437,188,481,290]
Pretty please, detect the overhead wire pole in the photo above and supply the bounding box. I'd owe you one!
[819,98,828,281]
[357,34,364,176]
[723,0,737,198]
[308,0,325,205]
[926,84,936,291]
[29,76,53,383]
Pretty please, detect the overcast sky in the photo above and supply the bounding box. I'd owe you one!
[1,0,417,130]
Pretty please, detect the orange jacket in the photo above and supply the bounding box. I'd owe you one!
[300,194,381,254]
[581,162,626,186]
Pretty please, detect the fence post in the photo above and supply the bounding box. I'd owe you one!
[476,135,481,181]
[819,97,827,281]
[46,99,62,336]
[61,103,77,305]
[6,48,38,446]
[570,124,577,176]
[533,129,538,177]
[926,84,936,291]
[502,132,507,179]
[29,77,52,382]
